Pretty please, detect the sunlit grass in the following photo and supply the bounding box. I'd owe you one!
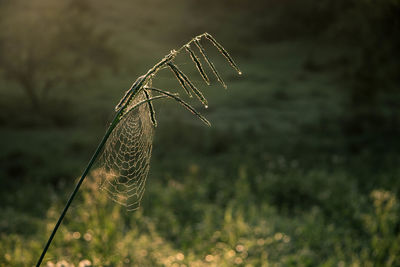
[1,0,399,264]
[1,167,399,266]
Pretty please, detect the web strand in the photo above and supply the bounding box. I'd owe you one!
[97,90,154,211]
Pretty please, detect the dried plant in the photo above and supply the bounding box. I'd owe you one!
[36,32,241,266]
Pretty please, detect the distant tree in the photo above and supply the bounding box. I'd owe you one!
[0,0,118,110]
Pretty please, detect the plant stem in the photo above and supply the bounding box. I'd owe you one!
[36,33,214,266]
[36,111,122,267]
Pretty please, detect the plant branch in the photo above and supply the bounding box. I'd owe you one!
[36,109,122,267]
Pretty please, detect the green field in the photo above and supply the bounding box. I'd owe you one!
[1,0,400,266]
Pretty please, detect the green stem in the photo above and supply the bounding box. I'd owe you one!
[36,33,212,266]
[36,111,122,267]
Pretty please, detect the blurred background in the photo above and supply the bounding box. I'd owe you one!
[1,0,400,266]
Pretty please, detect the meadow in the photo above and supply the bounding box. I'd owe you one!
[1,0,399,266]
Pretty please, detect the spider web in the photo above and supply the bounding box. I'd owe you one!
[90,33,240,211]
[96,90,154,211]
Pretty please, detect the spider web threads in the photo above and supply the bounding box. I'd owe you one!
[97,90,154,211]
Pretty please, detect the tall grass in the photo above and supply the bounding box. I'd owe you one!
[35,33,241,266]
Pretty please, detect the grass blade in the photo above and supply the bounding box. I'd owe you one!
[127,95,169,111]
[193,39,227,89]
[168,63,193,97]
[36,32,239,267]
[205,33,242,75]
[145,87,211,127]
[167,62,208,108]
[185,44,210,85]
[115,88,132,111]
[143,89,157,127]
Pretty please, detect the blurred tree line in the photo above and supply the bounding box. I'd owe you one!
[194,0,400,155]
[0,0,118,111]
[0,0,399,156]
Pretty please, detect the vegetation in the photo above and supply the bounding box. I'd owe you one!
[0,0,117,110]
[0,0,399,266]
